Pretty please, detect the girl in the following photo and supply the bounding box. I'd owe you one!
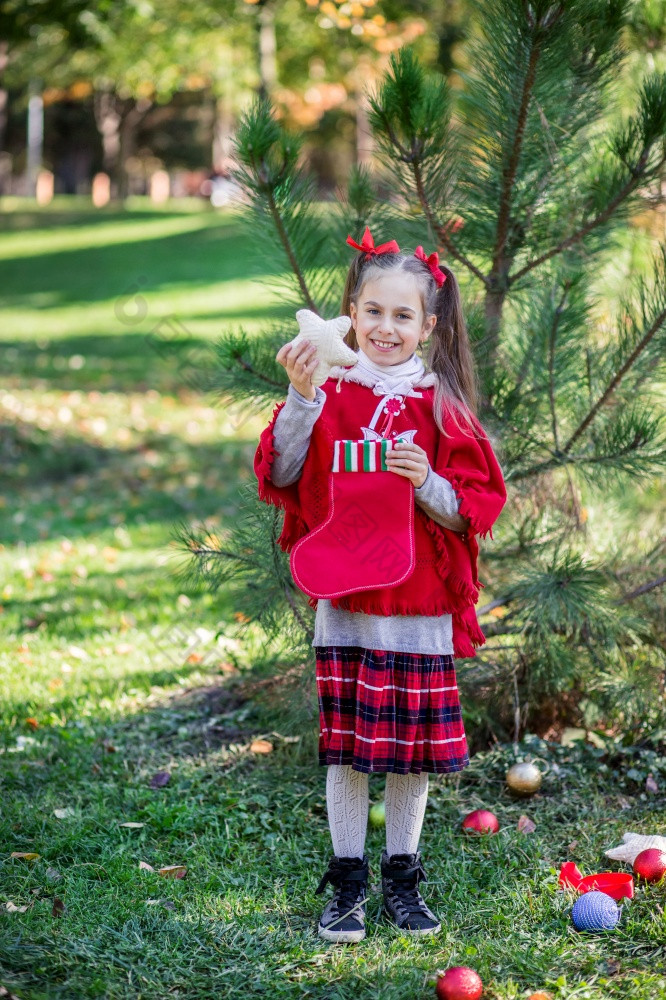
[254,228,506,943]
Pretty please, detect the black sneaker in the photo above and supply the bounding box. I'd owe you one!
[315,854,369,943]
[380,850,441,935]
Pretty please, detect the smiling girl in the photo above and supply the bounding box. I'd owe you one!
[254,227,506,944]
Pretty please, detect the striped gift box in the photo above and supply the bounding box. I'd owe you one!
[332,439,390,472]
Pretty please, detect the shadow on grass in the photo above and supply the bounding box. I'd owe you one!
[0,205,203,233]
[0,214,289,311]
[0,326,291,395]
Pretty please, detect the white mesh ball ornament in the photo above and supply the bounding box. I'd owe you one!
[291,310,359,386]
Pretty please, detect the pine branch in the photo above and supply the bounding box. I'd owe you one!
[617,576,666,604]
[492,21,546,284]
[233,97,326,315]
[206,328,289,408]
[547,283,571,452]
[563,304,666,455]
[510,71,666,285]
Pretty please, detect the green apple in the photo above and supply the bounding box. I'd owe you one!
[369,801,386,828]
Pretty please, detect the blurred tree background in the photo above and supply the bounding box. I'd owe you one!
[2,0,665,197]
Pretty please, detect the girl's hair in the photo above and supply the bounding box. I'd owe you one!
[341,251,479,436]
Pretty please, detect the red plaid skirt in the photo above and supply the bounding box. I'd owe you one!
[316,646,469,775]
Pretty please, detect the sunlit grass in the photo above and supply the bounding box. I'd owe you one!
[1,202,665,1000]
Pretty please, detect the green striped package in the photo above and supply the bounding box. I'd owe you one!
[332,439,393,472]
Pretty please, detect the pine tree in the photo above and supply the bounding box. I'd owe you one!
[177,1,666,742]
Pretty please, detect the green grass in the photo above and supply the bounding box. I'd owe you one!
[1,201,665,1000]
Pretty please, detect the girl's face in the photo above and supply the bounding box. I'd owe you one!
[349,272,436,367]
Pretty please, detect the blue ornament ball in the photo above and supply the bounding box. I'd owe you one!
[571,891,621,932]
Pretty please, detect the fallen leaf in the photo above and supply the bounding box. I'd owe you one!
[52,897,65,918]
[45,867,62,881]
[10,852,40,861]
[145,898,176,910]
[25,616,46,630]
[517,815,536,834]
[53,808,75,820]
[250,739,273,754]
[119,822,144,829]
[646,774,659,794]
[567,840,579,852]
[149,771,171,789]
[25,718,39,730]
[103,743,117,753]
[67,645,89,660]
[617,795,633,810]
[158,865,187,879]
[560,727,586,746]
[139,861,155,872]
[0,984,21,998]
[5,901,29,913]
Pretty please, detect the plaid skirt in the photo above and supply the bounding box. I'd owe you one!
[316,645,470,775]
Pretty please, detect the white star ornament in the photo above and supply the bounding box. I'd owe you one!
[291,310,359,387]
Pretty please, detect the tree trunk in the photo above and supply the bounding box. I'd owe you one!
[356,91,373,166]
[117,97,152,200]
[257,0,277,98]
[213,94,234,170]
[93,90,122,197]
[93,91,152,201]
[26,79,44,198]
[0,41,8,157]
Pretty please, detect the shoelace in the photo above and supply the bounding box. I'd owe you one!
[384,858,429,918]
[328,880,366,924]
[316,862,367,928]
[386,878,427,918]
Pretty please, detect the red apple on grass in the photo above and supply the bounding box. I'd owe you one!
[435,966,483,1000]
[461,809,499,835]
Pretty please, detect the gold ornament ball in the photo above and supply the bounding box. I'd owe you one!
[506,762,542,797]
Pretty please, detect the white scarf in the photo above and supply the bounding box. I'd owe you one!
[329,348,436,398]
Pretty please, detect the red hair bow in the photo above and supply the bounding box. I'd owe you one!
[346,226,400,260]
[414,245,446,288]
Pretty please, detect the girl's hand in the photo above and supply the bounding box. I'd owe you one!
[276,339,319,402]
[386,442,430,488]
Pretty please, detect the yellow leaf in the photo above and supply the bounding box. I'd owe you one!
[11,852,40,861]
[250,739,273,754]
[158,865,187,879]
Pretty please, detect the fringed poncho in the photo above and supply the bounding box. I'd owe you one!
[254,378,506,657]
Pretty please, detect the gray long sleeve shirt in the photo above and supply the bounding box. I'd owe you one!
[270,384,462,655]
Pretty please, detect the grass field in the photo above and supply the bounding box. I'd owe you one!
[1,199,665,1000]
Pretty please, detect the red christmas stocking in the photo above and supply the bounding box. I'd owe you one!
[290,438,415,599]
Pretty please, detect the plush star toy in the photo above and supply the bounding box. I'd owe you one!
[605,832,666,865]
[291,309,359,386]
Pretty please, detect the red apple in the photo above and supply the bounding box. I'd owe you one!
[461,809,499,835]
[633,848,666,883]
[436,966,483,1000]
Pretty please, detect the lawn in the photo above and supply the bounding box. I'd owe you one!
[1,199,665,1000]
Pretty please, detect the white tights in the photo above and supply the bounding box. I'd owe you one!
[325,763,429,860]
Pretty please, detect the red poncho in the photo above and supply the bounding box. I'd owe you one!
[254,379,507,657]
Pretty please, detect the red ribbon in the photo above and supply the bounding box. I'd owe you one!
[346,226,400,260]
[414,245,446,288]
